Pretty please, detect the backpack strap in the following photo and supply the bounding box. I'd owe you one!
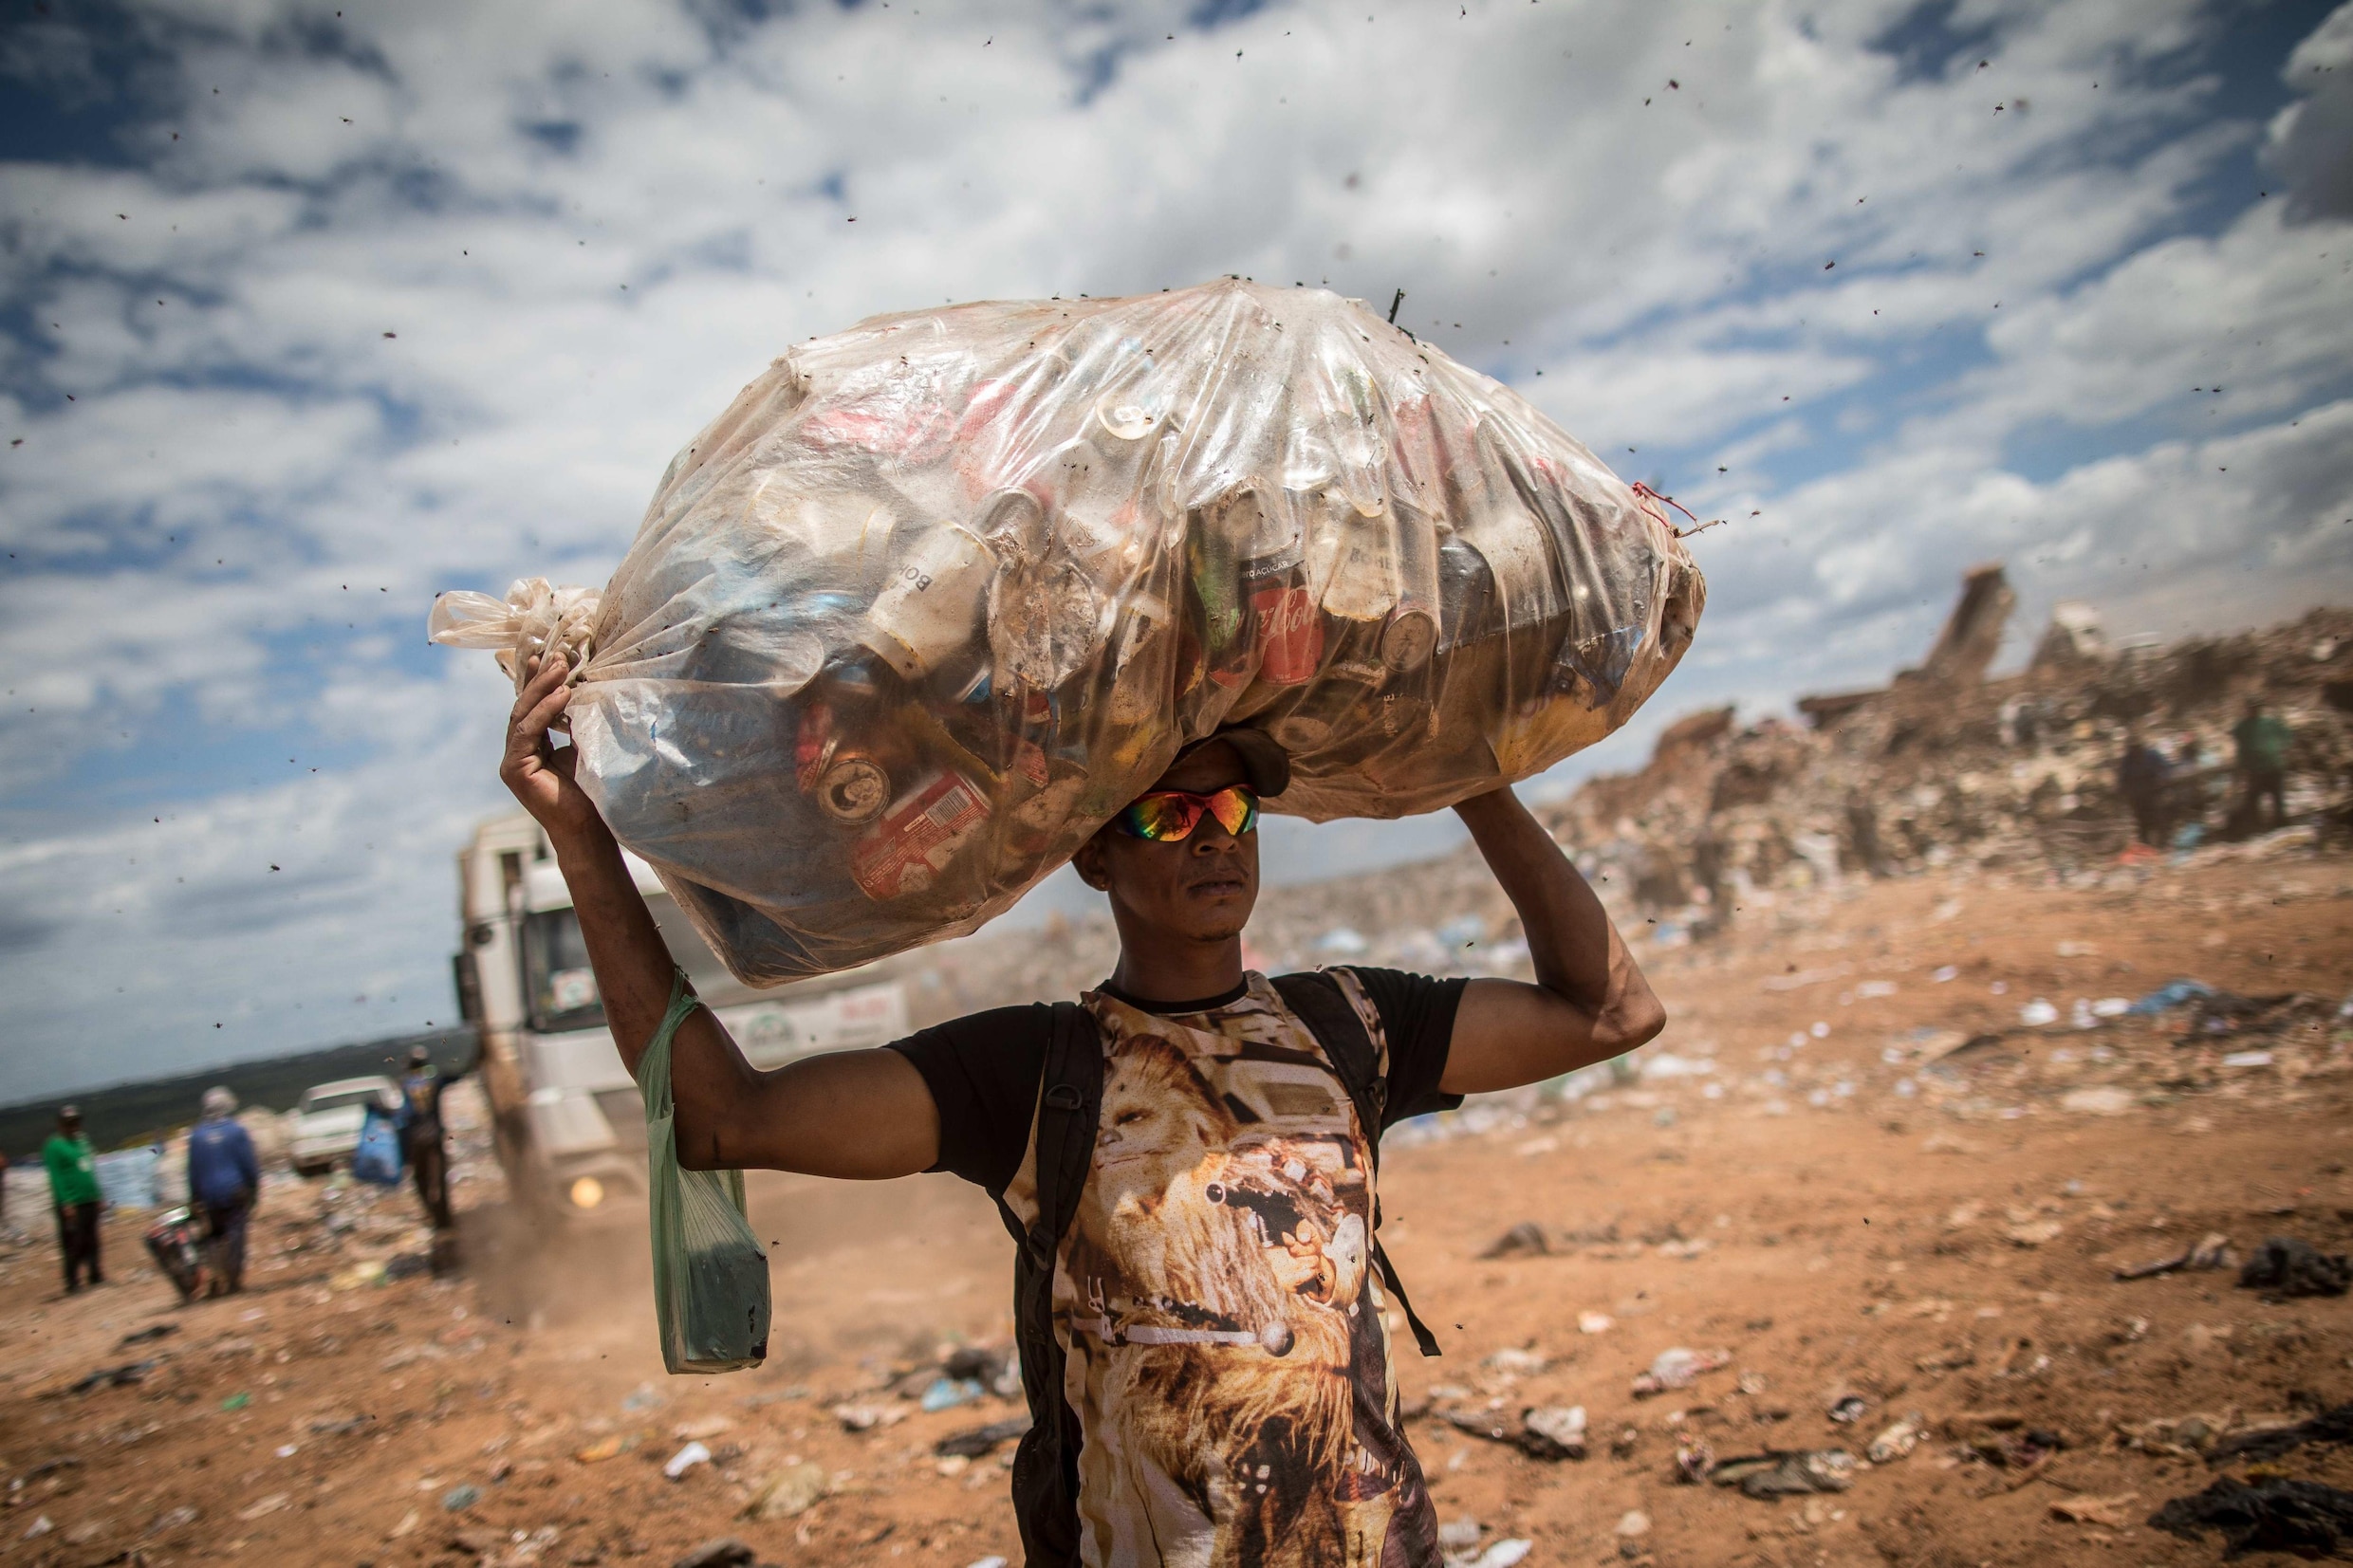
[1269,970,1443,1358]
[998,1000,1102,1568]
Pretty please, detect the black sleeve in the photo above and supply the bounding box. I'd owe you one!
[884,1005,1051,1195]
[1340,967,1469,1128]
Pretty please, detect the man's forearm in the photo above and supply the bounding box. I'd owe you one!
[547,821,684,1080]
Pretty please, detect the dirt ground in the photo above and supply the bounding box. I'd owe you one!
[4,843,2349,1568]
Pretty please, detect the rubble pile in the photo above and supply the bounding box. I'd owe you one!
[1547,579,2353,922]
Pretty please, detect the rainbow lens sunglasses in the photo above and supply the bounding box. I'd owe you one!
[1113,784,1260,843]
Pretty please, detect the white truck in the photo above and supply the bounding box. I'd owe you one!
[454,812,912,1214]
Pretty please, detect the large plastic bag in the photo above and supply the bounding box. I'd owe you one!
[352,1103,404,1187]
[433,280,1705,983]
[639,973,771,1374]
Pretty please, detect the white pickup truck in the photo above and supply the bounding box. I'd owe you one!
[453,813,912,1215]
[286,1077,398,1175]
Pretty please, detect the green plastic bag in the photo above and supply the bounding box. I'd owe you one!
[639,970,771,1374]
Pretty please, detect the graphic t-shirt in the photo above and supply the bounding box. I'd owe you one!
[892,968,1465,1567]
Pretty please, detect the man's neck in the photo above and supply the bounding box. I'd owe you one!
[1105,938,1247,1005]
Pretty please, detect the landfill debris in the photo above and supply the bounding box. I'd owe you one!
[1436,1517,1483,1552]
[1450,1540,1532,1568]
[64,1358,157,1395]
[2207,1403,2353,1466]
[2149,1476,2353,1559]
[117,1323,178,1347]
[1480,1222,1551,1259]
[2120,1412,2232,1457]
[1616,1508,1651,1539]
[1520,1405,1588,1461]
[1675,1435,1715,1484]
[1708,1448,1857,1499]
[441,1483,482,1511]
[2236,1235,2352,1299]
[2115,1230,2236,1280]
[918,1376,985,1412]
[2004,1219,2064,1246]
[575,1433,635,1464]
[220,1392,250,1411]
[1827,1394,1868,1425]
[664,1440,713,1479]
[1865,1414,1925,1465]
[834,1401,910,1431]
[965,1559,1010,1568]
[236,1493,288,1522]
[1632,1346,1732,1396]
[2058,1085,2136,1116]
[744,1462,831,1521]
[2048,1491,2139,1527]
[671,1540,758,1568]
[934,1416,1032,1459]
[23,1516,52,1540]
[1578,1310,1614,1335]
[1482,1346,1549,1375]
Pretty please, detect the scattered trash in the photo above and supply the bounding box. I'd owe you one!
[65,1358,157,1395]
[23,1516,52,1540]
[964,1559,1010,1568]
[1520,1405,1588,1461]
[1632,1346,1732,1396]
[2049,1492,2139,1527]
[1709,1448,1856,1499]
[237,1493,289,1522]
[935,1416,1031,1459]
[2221,1050,2275,1068]
[1436,1517,1483,1552]
[147,1506,199,1536]
[1482,1347,1548,1376]
[919,1376,985,1412]
[1865,1414,1924,1465]
[220,1392,250,1411]
[621,1382,665,1412]
[672,1415,735,1441]
[1827,1395,1868,1425]
[2115,1231,2235,1280]
[2150,1476,2353,1559]
[1480,1222,1550,1259]
[575,1433,634,1464]
[1615,1508,1651,1539]
[2207,1404,2353,1466]
[744,1463,830,1521]
[117,1323,178,1348]
[834,1402,909,1431]
[671,1540,757,1568]
[2236,1236,2351,1300]
[1577,1310,1614,1335]
[2058,1086,2136,1116]
[2019,999,2059,1027]
[1675,1435,1715,1483]
[663,1441,713,1479]
[441,1483,482,1512]
[2005,1219,2064,1246]
[1451,1540,1532,1568]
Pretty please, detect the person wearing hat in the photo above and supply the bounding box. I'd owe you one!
[42,1105,104,1294]
[395,1044,457,1229]
[186,1086,261,1296]
[499,650,1663,1567]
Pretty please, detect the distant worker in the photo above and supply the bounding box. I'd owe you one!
[186,1087,261,1297]
[2232,698,2291,831]
[43,1106,103,1294]
[2116,730,2172,847]
[396,1045,456,1229]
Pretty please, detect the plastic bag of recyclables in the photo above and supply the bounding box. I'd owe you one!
[432,280,1706,984]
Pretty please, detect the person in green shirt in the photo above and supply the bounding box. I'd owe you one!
[42,1105,104,1294]
[2233,699,2291,832]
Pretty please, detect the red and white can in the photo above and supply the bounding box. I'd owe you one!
[850,771,992,900]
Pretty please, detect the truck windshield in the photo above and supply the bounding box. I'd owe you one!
[521,894,749,1035]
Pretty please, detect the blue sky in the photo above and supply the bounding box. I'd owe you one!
[2,0,2349,1101]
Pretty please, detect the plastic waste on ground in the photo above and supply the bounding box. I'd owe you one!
[639,973,772,1374]
[432,280,1706,983]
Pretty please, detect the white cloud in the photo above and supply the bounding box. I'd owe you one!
[2,0,2349,1099]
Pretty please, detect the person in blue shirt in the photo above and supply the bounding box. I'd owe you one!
[185,1087,260,1297]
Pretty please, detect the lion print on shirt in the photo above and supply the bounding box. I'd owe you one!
[1016,972,1440,1568]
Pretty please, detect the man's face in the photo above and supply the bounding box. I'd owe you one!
[1074,742,1260,945]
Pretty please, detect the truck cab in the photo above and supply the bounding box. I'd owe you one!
[454,812,911,1214]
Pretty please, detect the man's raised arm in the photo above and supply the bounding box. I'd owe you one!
[500,653,941,1178]
[1437,785,1667,1096]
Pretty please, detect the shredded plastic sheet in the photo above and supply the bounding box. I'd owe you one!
[639,974,770,1374]
[434,280,1705,982]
